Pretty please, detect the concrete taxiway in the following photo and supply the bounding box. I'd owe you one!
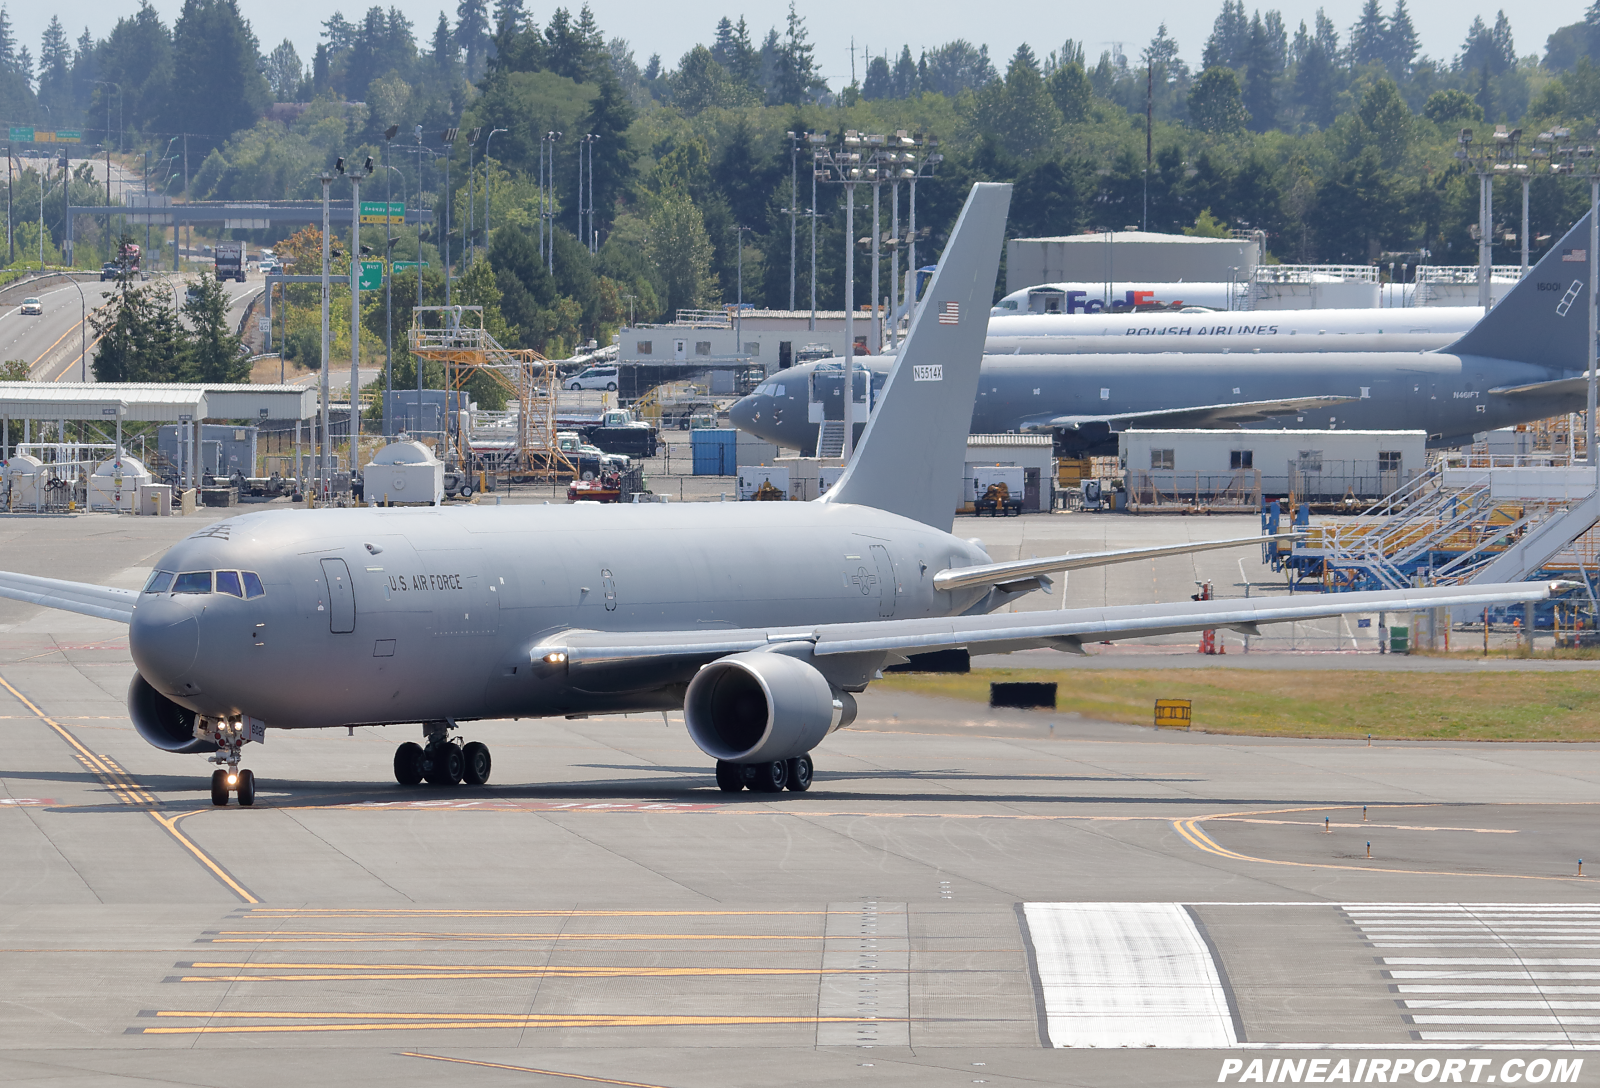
[1,510,1597,1087]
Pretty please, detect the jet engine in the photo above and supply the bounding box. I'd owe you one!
[683,651,856,763]
[127,672,215,754]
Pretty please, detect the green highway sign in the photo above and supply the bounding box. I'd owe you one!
[359,201,405,225]
[358,260,384,290]
[391,261,429,272]
[9,127,32,142]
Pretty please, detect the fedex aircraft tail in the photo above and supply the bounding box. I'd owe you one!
[1446,211,1594,370]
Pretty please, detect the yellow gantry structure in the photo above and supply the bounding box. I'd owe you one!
[407,307,575,479]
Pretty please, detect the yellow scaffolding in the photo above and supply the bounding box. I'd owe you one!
[408,307,575,479]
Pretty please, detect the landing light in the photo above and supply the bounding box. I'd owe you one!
[543,651,568,664]
[227,774,237,786]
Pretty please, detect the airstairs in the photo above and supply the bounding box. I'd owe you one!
[1279,457,1600,621]
[815,421,845,458]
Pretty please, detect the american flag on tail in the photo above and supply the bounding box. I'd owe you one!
[938,301,960,324]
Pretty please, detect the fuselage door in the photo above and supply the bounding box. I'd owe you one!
[321,557,355,633]
[870,544,897,617]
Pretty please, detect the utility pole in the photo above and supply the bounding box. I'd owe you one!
[466,128,479,266]
[485,127,507,257]
[441,128,457,314]
[787,130,799,310]
[1144,62,1152,233]
[546,131,561,275]
[349,159,370,453]
[319,171,333,503]
[587,134,597,253]
[383,124,398,438]
[182,134,189,271]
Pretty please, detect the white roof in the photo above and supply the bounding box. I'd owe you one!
[369,440,439,466]
[0,382,318,421]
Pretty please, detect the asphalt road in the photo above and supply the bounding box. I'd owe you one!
[1,274,263,383]
[0,510,1596,1087]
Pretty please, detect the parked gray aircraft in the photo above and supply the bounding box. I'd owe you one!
[0,184,1563,805]
[732,215,1593,457]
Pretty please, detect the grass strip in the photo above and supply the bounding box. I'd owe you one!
[876,668,1600,742]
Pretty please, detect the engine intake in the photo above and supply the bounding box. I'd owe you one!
[128,672,216,754]
[684,651,856,763]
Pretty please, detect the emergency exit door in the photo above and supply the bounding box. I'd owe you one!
[870,545,897,617]
[321,558,355,633]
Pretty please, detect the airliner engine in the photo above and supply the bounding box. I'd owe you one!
[684,651,857,763]
[128,673,215,753]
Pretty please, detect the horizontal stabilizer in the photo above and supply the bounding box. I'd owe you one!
[1036,395,1357,432]
[0,570,137,623]
[931,532,1299,593]
[1490,372,1594,399]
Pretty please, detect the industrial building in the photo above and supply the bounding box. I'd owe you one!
[1005,231,1261,295]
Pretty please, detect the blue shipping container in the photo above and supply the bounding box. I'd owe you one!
[692,429,737,476]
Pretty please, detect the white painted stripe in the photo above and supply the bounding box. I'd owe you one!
[1372,942,1600,948]
[1399,986,1600,993]
[1384,959,1600,965]
[1024,903,1236,1049]
[1403,1001,1600,1009]
[1357,924,1600,929]
[1390,972,1600,979]
[1410,1015,1600,1024]
[1417,1032,1600,1042]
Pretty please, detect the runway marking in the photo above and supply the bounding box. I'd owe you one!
[0,671,258,904]
[0,798,54,806]
[1173,811,1583,882]
[236,908,838,917]
[131,1011,906,1035]
[404,1052,679,1088]
[201,931,828,944]
[169,963,897,982]
[1212,818,1516,834]
[346,800,719,812]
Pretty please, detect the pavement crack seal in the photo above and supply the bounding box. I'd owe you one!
[1173,806,1583,883]
[0,671,258,904]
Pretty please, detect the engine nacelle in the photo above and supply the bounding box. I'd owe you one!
[128,672,216,754]
[684,651,856,763]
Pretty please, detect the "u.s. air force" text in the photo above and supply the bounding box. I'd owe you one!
[387,574,464,593]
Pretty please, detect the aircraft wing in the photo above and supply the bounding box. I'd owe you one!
[554,581,1563,671]
[0,571,138,623]
[930,532,1298,594]
[1489,373,1593,399]
[1034,395,1358,432]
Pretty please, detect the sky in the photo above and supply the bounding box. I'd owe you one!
[14,0,1584,91]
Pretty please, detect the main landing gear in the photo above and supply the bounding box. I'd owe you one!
[393,722,492,787]
[715,754,813,793]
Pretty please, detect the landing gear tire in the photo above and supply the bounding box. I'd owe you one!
[394,742,425,786]
[786,754,813,792]
[237,768,256,807]
[750,759,789,793]
[211,768,229,806]
[420,744,451,785]
[715,760,745,792]
[461,741,492,785]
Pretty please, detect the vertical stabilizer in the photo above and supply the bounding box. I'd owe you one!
[1446,211,1592,369]
[823,182,1011,529]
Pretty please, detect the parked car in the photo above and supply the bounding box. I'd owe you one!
[566,365,618,391]
[18,297,41,315]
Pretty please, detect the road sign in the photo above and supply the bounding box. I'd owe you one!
[8,127,32,142]
[1153,699,1192,729]
[359,201,405,225]
[391,261,429,272]
[256,317,271,333]
[54,130,81,142]
[358,260,384,290]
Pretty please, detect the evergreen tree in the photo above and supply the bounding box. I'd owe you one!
[647,189,715,316]
[584,65,636,234]
[0,6,14,70]
[181,270,248,382]
[161,0,270,154]
[862,53,890,100]
[1047,61,1091,121]
[456,0,490,79]
[1202,0,1250,70]
[1349,0,1387,66]
[492,0,525,35]
[1188,65,1248,133]
[1458,11,1516,76]
[1386,0,1419,76]
[970,44,1062,160]
[710,17,737,67]
[920,40,995,96]
[432,13,455,72]
[670,45,747,112]
[1241,13,1284,131]
[36,17,70,117]
[90,279,182,382]
[891,45,918,98]
[770,2,823,105]
[1293,21,1339,128]
[264,39,303,101]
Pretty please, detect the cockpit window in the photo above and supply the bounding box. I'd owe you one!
[143,571,174,594]
[216,571,243,597]
[242,572,265,598]
[172,571,213,594]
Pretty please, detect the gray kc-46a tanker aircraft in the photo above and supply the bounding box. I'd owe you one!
[732,211,1597,457]
[0,184,1565,805]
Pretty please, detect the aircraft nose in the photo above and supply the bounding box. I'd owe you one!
[729,394,760,431]
[129,598,200,694]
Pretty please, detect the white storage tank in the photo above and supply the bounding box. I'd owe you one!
[366,440,444,506]
[2,454,45,509]
[88,455,152,512]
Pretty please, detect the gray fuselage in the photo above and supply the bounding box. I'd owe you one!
[129,503,994,731]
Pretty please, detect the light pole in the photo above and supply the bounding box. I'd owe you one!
[786,130,801,310]
[540,131,562,273]
[816,131,867,461]
[347,155,374,452]
[809,132,825,330]
[736,224,752,359]
[465,127,480,266]
[906,136,941,320]
[440,128,457,314]
[484,127,507,255]
[1546,130,1600,467]
[382,124,399,438]
[319,170,332,503]
[1455,127,1497,311]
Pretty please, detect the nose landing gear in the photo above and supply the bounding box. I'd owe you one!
[199,717,258,806]
[392,722,493,787]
